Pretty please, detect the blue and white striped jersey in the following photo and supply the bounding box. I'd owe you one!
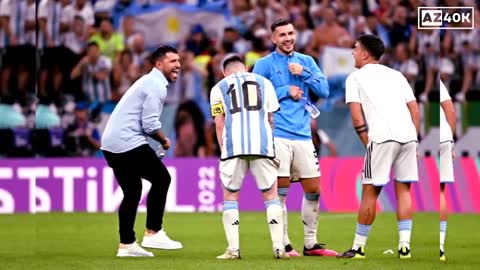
[210,72,279,160]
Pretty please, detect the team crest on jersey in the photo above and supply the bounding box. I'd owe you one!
[211,102,224,116]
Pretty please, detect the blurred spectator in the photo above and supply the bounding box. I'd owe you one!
[112,49,140,96]
[444,25,479,101]
[293,14,313,53]
[416,28,440,101]
[182,24,215,56]
[0,0,36,104]
[173,100,207,157]
[38,0,77,101]
[388,5,416,52]
[245,36,270,71]
[89,18,125,60]
[391,42,418,89]
[127,33,148,62]
[223,27,251,54]
[64,0,95,33]
[121,15,137,44]
[253,0,289,30]
[70,41,113,106]
[227,0,256,35]
[306,7,353,60]
[170,50,209,117]
[64,102,101,157]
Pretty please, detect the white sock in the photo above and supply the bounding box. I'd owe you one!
[265,199,283,251]
[302,193,319,249]
[398,219,412,249]
[353,223,371,249]
[222,201,239,251]
[440,221,447,252]
[278,188,291,247]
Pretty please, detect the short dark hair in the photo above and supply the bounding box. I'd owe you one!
[270,18,292,32]
[150,45,178,64]
[87,41,99,49]
[222,53,244,72]
[357,35,385,60]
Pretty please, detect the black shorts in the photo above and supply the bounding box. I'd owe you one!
[41,46,81,71]
[2,44,36,69]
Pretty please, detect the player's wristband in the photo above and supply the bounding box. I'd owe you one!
[354,124,368,134]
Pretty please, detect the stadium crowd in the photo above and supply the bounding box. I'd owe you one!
[0,0,479,158]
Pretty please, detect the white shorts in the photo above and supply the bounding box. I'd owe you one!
[362,141,419,186]
[219,157,279,192]
[274,137,321,180]
[440,141,454,183]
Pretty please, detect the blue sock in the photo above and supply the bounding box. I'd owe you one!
[440,221,447,250]
[398,219,412,249]
[353,223,371,249]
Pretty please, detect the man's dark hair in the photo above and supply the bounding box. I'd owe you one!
[150,45,178,64]
[270,18,292,32]
[222,54,244,72]
[357,35,385,60]
[87,41,99,49]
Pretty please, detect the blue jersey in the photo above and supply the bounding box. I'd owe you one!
[252,51,329,140]
[210,72,279,160]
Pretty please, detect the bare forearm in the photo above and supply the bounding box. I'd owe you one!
[149,129,168,145]
[214,115,225,150]
[407,101,421,135]
[441,101,456,136]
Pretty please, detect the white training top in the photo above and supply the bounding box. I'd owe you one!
[345,63,418,143]
[440,80,453,143]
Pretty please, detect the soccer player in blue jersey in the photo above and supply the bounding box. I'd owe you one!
[210,54,288,260]
[252,19,337,257]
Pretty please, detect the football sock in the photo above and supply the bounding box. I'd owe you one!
[302,193,319,249]
[353,223,371,249]
[278,187,291,247]
[265,199,283,251]
[222,201,239,251]
[440,221,447,252]
[398,219,412,249]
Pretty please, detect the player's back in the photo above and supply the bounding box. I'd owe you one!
[211,71,279,160]
[346,64,417,143]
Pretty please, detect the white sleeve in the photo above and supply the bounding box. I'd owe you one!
[440,80,451,102]
[401,75,416,103]
[345,74,361,103]
[264,79,280,113]
[0,0,11,17]
[26,4,36,21]
[38,0,48,19]
[84,6,95,26]
[210,85,224,117]
[60,6,72,23]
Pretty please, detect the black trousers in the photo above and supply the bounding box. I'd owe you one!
[103,144,171,244]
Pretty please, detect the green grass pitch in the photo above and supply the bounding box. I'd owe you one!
[1,212,478,270]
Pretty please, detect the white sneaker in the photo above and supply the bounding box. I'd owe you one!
[274,248,289,259]
[141,229,183,250]
[216,249,241,259]
[116,242,154,257]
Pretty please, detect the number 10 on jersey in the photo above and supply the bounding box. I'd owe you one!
[227,81,262,114]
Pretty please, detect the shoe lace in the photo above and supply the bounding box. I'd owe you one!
[312,243,327,249]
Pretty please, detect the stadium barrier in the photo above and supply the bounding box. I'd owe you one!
[0,157,479,214]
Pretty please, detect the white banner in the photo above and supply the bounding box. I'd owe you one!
[132,6,226,46]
